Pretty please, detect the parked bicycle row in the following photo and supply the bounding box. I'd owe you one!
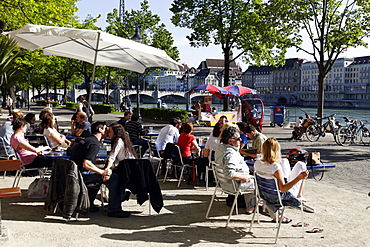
[291,113,370,146]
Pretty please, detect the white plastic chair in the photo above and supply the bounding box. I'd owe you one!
[205,161,255,228]
[248,171,304,244]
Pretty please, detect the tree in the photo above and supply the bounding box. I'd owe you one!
[0,35,19,87]
[271,0,370,119]
[105,0,180,67]
[170,0,294,110]
[0,0,78,30]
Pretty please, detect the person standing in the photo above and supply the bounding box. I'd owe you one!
[77,95,94,123]
[6,95,13,116]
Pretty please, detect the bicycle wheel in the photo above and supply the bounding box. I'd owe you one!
[337,127,351,146]
[305,124,320,142]
[360,127,370,145]
[352,128,362,145]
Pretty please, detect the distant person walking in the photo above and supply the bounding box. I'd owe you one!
[77,95,94,123]
[6,95,13,116]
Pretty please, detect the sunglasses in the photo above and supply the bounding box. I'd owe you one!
[232,137,242,141]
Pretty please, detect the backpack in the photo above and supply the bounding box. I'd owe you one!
[66,137,86,156]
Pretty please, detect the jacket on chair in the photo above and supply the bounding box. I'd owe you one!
[44,158,90,219]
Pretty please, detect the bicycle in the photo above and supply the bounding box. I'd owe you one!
[305,114,339,143]
[337,118,370,146]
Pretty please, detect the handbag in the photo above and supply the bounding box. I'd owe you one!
[27,177,49,199]
[307,152,321,166]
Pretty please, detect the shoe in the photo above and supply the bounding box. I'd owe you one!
[107,210,131,218]
[302,203,315,213]
[245,208,255,215]
[89,205,101,212]
[271,216,292,224]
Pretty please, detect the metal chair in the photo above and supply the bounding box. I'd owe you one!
[142,142,164,176]
[12,150,48,187]
[162,143,191,187]
[0,136,16,179]
[248,171,304,244]
[205,161,255,228]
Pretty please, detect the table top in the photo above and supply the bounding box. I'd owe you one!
[45,149,109,159]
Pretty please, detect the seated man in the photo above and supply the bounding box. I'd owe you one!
[70,121,130,218]
[71,112,91,138]
[117,111,132,127]
[124,113,149,157]
[240,125,267,159]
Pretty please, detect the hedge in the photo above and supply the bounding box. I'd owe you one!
[36,100,59,107]
[135,107,188,122]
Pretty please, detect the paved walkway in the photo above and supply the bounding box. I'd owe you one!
[0,105,369,246]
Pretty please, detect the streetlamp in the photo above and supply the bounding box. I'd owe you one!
[131,28,143,118]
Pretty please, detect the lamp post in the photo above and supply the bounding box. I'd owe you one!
[131,27,143,118]
[186,70,190,111]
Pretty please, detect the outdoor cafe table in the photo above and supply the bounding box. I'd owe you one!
[142,130,160,141]
[45,149,109,159]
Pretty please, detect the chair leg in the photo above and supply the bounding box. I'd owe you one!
[205,185,218,218]
[177,166,186,187]
[226,193,239,228]
[274,207,285,244]
[163,160,171,183]
[205,166,209,191]
[13,170,22,187]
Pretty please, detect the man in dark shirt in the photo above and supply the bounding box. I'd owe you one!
[70,121,130,218]
[71,112,91,138]
[124,113,149,157]
[117,111,132,127]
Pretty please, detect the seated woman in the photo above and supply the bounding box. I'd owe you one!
[41,112,71,149]
[254,137,313,223]
[10,118,52,168]
[215,125,255,214]
[105,123,137,174]
[203,122,222,161]
[177,122,201,164]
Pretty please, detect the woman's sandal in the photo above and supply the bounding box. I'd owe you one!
[271,216,292,224]
[292,222,309,227]
[306,228,324,233]
[245,208,255,215]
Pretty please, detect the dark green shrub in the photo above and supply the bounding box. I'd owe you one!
[137,107,188,122]
[36,100,59,107]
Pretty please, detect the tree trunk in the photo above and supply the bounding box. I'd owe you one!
[223,52,231,111]
[317,72,325,122]
[63,79,68,104]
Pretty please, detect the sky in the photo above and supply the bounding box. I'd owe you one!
[76,0,370,71]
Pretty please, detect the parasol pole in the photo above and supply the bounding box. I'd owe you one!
[87,32,101,104]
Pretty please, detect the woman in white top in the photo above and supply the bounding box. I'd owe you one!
[105,123,137,174]
[254,137,311,222]
[203,122,222,160]
[41,112,70,149]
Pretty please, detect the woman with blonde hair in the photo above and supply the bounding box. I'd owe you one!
[254,137,313,222]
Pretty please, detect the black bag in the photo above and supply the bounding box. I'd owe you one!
[66,137,86,156]
[226,195,246,208]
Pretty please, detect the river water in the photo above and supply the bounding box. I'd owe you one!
[140,103,370,127]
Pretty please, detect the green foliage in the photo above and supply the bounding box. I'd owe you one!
[0,35,20,86]
[269,0,370,118]
[138,107,188,122]
[90,103,114,114]
[0,0,79,30]
[105,0,180,63]
[65,102,114,114]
